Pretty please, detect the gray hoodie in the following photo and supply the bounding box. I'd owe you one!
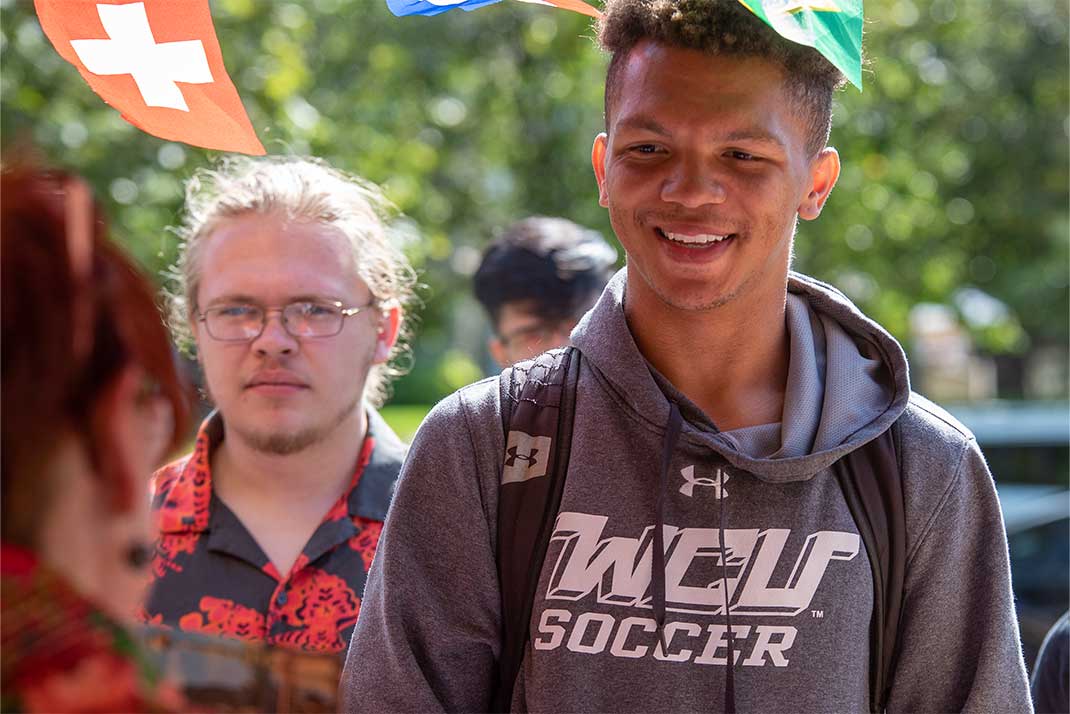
[341,270,1032,713]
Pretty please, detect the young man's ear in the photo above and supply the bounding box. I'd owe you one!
[797,147,840,221]
[488,337,509,370]
[592,133,610,208]
[188,311,203,364]
[373,305,402,364]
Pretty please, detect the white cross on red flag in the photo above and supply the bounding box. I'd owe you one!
[35,0,265,155]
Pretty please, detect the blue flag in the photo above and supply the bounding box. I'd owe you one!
[387,0,600,18]
[387,0,502,16]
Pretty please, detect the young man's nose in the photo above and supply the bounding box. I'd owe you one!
[252,312,298,356]
[660,156,728,208]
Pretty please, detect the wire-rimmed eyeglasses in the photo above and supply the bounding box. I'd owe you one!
[197,300,377,341]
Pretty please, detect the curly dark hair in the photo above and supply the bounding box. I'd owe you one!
[598,0,847,156]
[474,216,617,329]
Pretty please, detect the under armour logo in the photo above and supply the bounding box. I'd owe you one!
[501,431,553,485]
[506,446,539,466]
[679,465,729,499]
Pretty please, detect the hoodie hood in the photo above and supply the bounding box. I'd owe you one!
[570,268,911,483]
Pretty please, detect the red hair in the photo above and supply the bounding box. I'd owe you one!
[1,157,191,546]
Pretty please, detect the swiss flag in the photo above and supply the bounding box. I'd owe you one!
[35,0,265,155]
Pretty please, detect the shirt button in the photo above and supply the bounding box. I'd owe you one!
[276,591,288,605]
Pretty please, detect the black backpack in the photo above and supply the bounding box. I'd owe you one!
[492,347,905,713]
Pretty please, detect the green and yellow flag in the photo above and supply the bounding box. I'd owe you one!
[738,0,863,89]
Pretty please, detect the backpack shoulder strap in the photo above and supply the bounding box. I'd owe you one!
[492,346,582,713]
[832,420,906,713]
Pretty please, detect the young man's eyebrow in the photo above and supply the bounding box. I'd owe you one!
[204,293,342,306]
[614,116,672,136]
[288,294,343,304]
[203,294,258,306]
[723,129,787,149]
[614,119,788,150]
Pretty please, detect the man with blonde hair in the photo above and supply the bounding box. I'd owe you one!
[143,156,416,655]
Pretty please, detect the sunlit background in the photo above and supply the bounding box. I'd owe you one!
[2,0,1067,666]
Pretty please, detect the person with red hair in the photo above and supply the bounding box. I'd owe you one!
[0,157,192,712]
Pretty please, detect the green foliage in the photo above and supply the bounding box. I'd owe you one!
[2,0,1066,403]
[800,0,1069,361]
[379,403,432,443]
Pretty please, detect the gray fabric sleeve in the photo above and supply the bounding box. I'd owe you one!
[887,440,1033,713]
[339,385,504,713]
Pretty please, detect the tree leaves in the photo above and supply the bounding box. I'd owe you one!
[2,0,1065,401]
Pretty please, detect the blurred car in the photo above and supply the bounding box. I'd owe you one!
[996,483,1070,668]
[949,401,1070,672]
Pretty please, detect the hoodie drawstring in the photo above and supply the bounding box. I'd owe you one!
[652,401,682,653]
[719,472,736,713]
[653,402,737,713]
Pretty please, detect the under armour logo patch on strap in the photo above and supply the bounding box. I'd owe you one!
[505,446,539,466]
[501,431,552,484]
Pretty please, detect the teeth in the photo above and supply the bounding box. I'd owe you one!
[664,231,729,245]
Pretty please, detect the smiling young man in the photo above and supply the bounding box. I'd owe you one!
[342,1,1031,711]
[142,157,416,655]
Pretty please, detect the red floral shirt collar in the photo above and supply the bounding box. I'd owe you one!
[144,409,405,655]
[153,414,219,534]
[152,412,379,535]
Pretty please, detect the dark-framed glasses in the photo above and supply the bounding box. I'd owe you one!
[198,300,376,341]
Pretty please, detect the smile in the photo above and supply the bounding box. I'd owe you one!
[655,227,736,247]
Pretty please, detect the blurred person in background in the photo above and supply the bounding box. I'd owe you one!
[1032,611,1069,714]
[142,156,417,656]
[1,158,191,712]
[474,216,617,367]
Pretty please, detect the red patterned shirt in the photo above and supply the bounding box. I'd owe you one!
[2,544,186,713]
[142,409,405,655]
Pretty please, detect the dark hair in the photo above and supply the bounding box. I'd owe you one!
[473,216,618,329]
[598,0,846,156]
[1,158,191,546]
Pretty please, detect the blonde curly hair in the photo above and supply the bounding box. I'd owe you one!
[167,155,418,407]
